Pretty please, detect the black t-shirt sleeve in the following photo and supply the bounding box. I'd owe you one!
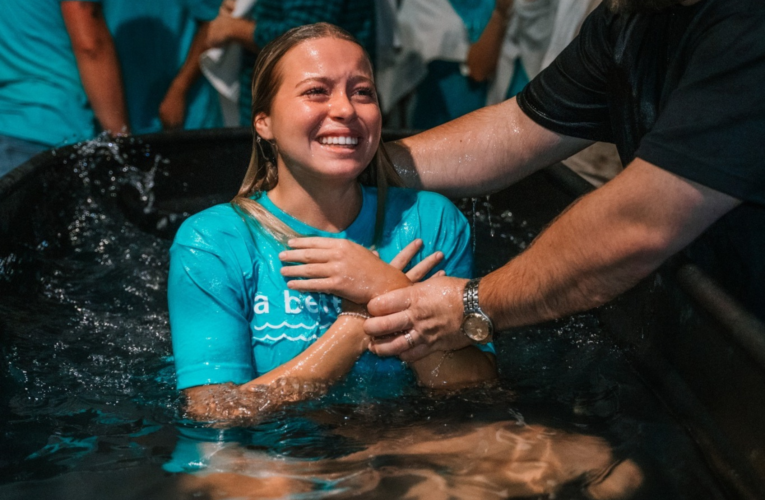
[636,7,765,204]
[517,3,614,143]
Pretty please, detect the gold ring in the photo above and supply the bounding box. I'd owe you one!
[404,332,415,348]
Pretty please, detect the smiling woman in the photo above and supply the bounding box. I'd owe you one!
[254,35,381,229]
[167,23,498,425]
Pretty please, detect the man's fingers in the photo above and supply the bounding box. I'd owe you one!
[367,288,412,317]
[389,239,423,270]
[405,251,444,282]
[399,344,431,362]
[368,333,411,357]
[364,310,413,337]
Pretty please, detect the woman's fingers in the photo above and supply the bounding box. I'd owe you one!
[279,248,332,264]
[389,239,423,270]
[281,263,330,279]
[287,237,343,249]
[405,251,444,282]
[285,277,335,293]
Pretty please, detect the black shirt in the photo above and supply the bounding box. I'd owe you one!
[517,0,765,317]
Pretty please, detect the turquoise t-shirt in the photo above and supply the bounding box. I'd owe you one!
[103,0,222,135]
[168,185,493,396]
[0,0,101,147]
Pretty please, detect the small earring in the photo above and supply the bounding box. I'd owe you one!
[256,135,269,160]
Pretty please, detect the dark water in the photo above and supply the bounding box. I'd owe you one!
[0,137,727,499]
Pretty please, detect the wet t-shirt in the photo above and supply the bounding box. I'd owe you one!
[168,186,493,396]
[517,0,765,317]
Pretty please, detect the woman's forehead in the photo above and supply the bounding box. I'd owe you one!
[278,37,373,80]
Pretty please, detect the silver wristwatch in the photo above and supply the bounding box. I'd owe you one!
[461,278,494,344]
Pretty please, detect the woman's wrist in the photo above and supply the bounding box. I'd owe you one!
[341,299,369,316]
[338,311,370,320]
[339,300,371,350]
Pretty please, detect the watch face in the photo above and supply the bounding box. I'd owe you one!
[462,313,492,343]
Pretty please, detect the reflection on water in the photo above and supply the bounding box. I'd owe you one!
[0,136,726,499]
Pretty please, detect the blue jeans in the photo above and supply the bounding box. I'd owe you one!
[0,135,49,178]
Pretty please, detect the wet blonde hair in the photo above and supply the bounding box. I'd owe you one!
[231,22,403,246]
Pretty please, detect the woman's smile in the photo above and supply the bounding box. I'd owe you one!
[318,135,360,146]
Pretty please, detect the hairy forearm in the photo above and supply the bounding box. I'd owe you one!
[63,2,129,134]
[387,99,591,197]
[184,315,368,423]
[481,159,740,329]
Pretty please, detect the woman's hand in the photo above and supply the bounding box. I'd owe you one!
[279,238,443,304]
[388,239,447,282]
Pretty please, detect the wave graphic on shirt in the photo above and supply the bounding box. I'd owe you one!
[253,320,333,342]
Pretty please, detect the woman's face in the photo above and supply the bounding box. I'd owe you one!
[255,37,381,186]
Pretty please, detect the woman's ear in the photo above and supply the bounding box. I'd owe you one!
[254,112,274,141]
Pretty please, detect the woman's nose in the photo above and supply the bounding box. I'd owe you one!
[328,92,356,120]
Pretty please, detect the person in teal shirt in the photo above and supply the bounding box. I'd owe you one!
[103,0,222,134]
[0,0,128,176]
[168,23,496,423]
[170,185,494,398]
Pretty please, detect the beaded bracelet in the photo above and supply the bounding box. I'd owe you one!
[338,311,370,320]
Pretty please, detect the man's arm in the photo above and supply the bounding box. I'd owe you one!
[62,1,129,135]
[159,22,210,129]
[366,158,741,360]
[387,97,592,197]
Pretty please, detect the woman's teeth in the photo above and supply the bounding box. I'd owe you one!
[319,136,359,145]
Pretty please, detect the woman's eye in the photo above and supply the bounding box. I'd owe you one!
[354,87,376,99]
[304,87,328,96]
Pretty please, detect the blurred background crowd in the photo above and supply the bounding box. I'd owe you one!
[0,0,621,183]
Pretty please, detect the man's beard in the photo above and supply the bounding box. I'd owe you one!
[606,0,682,14]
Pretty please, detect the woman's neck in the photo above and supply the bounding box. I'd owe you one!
[267,174,363,233]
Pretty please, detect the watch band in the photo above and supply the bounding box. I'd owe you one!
[463,278,482,315]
